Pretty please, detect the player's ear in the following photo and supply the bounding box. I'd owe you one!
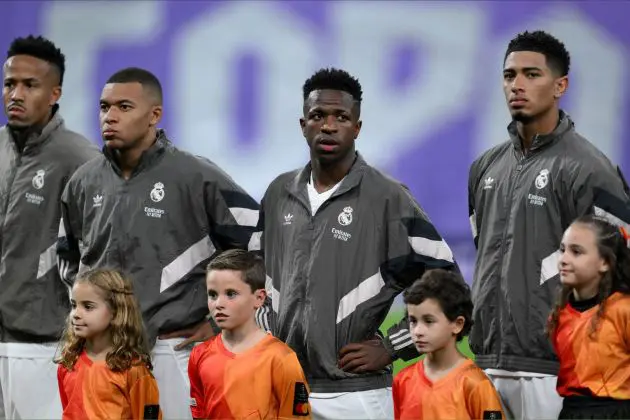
[451,316,465,336]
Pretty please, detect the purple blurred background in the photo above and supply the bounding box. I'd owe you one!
[2,0,629,284]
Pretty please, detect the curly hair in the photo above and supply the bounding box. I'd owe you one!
[504,30,570,77]
[302,67,363,103]
[403,269,474,341]
[547,215,630,337]
[55,269,152,372]
[7,35,66,86]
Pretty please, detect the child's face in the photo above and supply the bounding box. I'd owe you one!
[206,269,266,331]
[70,282,114,339]
[407,298,464,354]
[559,224,609,290]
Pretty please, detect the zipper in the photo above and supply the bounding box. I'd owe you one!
[493,134,538,363]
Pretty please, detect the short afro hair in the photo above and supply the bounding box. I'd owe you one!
[403,269,473,342]
[504,30,570,77]
[106,67,163,104]
[302,67,363,103]
[7,35,66,86]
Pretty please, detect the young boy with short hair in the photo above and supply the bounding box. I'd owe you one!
[393,269,505,420]
[188,249,311,419]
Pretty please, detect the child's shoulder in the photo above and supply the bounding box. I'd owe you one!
[606,292,630,315]
[393,361,421,386]
[458,360,496,390]
[190,335,221,360]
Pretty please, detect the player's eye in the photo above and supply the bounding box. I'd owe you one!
[120,104,131,111]
[227,290,239,298]
[208,291,218,300]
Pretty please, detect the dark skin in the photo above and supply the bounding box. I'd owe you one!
[300,89,392,373]
[100,81,214,349]
[2,54,61,149]
[503,51,568,152]
[300,89,361,192]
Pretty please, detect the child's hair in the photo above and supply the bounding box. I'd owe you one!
[403,269,474,341]
[55,268,152,372]
[547,215,630,336]
[207,249,265,291]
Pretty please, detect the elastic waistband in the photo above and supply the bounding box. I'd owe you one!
[0,342,59,358]
[307,373,392,393]
[475,354,559,375]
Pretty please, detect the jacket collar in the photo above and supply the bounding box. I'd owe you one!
[8,104,64,154]
[104,128,170,177]
[508,109,573,154]
[285,152,368,209]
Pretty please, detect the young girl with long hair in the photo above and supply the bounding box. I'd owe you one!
[548,215,630,419]
[55,268,162,419]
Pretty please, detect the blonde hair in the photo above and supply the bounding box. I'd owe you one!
[55,268,152,372]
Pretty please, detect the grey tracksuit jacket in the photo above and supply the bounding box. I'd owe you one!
[468,111,630,374]
[0,107,99,342]
[57,130,259,341]
[252,153,459,392]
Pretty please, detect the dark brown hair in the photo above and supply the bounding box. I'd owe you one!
[207,249,265,291]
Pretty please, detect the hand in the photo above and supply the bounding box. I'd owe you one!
[158,320,216,350]
[338,338,393,374]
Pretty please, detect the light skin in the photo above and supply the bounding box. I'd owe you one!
[71,282,114,361]
[503,51,568,152]
[2,54,61,142]
[299,89,362,193]
[407,298,466,381]
[558,224,609,301]
[206,269,267,353]
[99,81,162,180]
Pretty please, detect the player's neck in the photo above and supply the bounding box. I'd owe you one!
[85,332,113,362]
[311,151,355,193]
[424,342,466,378]
[116,129,158,180]
[221,319,267,354]
[517,108,559,152]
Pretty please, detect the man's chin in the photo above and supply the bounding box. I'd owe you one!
[7,120,31,130]
[511,111,534,124]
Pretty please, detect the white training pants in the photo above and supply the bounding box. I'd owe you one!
[0,342,62,420]
[310,387,394,420]
[152,338,193,420]
[486,372,563,420]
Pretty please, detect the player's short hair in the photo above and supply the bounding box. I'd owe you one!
[302,67,363,104]
[6,35,66,86]
[207,249,265,292]
[403,269,473,341]
[106,67,163,104]
[504,30,570,77]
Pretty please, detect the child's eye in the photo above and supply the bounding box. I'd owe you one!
[227,290,238,298]
[208,292,218,300]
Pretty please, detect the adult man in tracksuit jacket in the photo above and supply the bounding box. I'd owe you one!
[469,30,630,419]
[57,67,259,420]
[252,68,459,419]
[0,36,99,419]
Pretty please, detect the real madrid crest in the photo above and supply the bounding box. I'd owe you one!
[535,169,549,190]
[150,182,165,202]
[32,169,45,190]
[337,206,353,226]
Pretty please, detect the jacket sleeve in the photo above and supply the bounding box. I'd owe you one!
[381,186,459,361]
[572,159,630,228]
[273,352,312,419]
[202,162,260,252]
[468,161,480,249]
[57,177,83,287]
[250,192,276,333]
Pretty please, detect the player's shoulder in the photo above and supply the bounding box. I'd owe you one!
[190,335,221,361]
[126,360,156,382]
[264,334,298,359]
[470,141,512,176]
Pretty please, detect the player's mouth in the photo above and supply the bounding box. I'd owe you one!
[102,128,118,139]
[7,104,26,116]
[315,136,339,152]
[509,97,528,107]
[414,340,429,349]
